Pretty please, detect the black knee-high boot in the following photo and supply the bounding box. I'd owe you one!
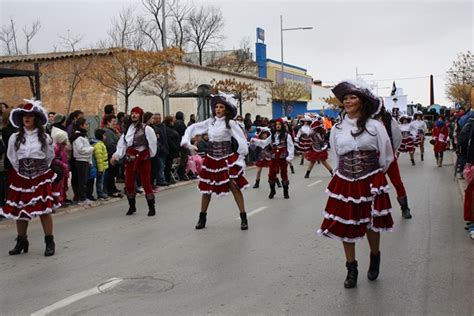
[147,198,156,216]
[275,178,282,188]
[126,197,136,215]
[397,196,412,219]
[195,212,207,229]
[283,182,289,199]
[9,235,29,255]
[269,182,276,199]
[44,235,55,257]
[240,212,248,230]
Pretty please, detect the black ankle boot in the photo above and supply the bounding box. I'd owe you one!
[44,235,55,257]
[195,212,207,229]
[126,197,136,215]
[344,261,358,289]
[240,212,248,230]
[290,165,295,174]
[367,252,380,281]
[9,235,29,255]
[397,196,412,219]
[283,183,290,199]
[304,170,310,178]
[411,158,415,166]
[269,183,276,199]
[275,178,282,188]
[421,153,424,161]
[252,180,260,189]
[300,157,304,165]
[147,198,156,216]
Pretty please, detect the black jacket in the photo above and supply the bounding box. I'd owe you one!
[165,124,181,158]
[153,123,169,158]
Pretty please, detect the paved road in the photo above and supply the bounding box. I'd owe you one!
[0,149,472,315]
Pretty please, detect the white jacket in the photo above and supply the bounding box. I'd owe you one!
[73,135,93,163]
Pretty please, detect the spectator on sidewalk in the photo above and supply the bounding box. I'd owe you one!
[151,113,169,187]
[71,117,94,205]
[94,129,109,200]
[52,132,70,206]
[187,114,196,127]
[102,114,122,198]
[0,107,14,207]
[163,115,181,185]
[101,104,115,128]
[66,110,84,138]
[175,111,189,181]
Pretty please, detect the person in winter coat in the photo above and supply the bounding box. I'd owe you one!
[432,116,449,167]
[164,116,181,184]
[70,117,94,205]
[93,129,109,200]
[102,114,122,198]
[52,132,70,205]
[151,113,169,186]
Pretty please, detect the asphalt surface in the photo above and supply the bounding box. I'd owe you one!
[0,148,472,316]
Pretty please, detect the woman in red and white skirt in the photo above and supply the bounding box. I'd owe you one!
[317,80,394,289]
[180,92,249,230]
[397,115,417,165]
[252,127,272,189]
[303,115,333,178]
[296,116,312,166]
[0,100,60,256]
[411,111,427,161]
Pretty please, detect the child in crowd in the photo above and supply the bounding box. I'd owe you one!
[93,129,109,200]
[86,150,97,201]
[52,132,70,206]
[71,117,94,206]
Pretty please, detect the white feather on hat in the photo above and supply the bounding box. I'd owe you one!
[9,99,48,128]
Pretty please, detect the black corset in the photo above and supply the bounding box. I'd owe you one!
[207,141,232,158]
[338,150,379,179]
[18,158,48,178]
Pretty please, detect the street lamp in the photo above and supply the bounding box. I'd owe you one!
[280,15,313,75]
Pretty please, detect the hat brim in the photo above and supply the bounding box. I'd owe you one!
[332,82,379,114]
[211,96,237,118]
[10,107,47,128]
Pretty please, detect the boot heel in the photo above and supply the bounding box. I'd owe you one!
[195,212,207,229]
[344,261,358,289]
[9,236,29,255]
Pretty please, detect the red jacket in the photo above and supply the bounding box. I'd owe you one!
[432,124,449,153]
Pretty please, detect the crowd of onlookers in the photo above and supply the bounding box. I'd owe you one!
[0,102,336,211]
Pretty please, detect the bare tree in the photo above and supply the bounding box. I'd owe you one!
[0,18,41,55]
[271,82,308,116]
[108,7,148,50]
[446,51,473,110]
[169,0,192,51]
[138,0,165,51]
[58,32,92,115]
[187,5,224,66]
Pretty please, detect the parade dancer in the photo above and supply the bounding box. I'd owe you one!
[303,115,333,178]
[252,118,294,199]
[180,93,249,230]
[0,100,60,256]
[252,127,272,188]
[397,115,417,165]
[295,116,312,166]
[432,116,449,167]
[111,106,158,216]
[374,101,412,219]
[317,80,394,289]
[411,111,427,161]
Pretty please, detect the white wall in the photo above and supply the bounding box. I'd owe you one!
[307,85,333,110]
[121,63,273,121]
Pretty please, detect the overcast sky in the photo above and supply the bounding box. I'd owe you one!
[1,0,472,106]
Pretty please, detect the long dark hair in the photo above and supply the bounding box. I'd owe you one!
[15,116,48,151]
[335,96,375,138]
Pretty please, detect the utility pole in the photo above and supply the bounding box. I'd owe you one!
[163,0,170,116]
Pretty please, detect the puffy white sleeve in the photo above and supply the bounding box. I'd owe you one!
[252,136,271,148]
[286,134,294,161]
[45,134,55,167]
[113,134,127,160]
[329,126,338,173]
[375,121,394,173]
[409,122,418,138]
[295,128,302,142]
[180,118,211,148]
[7,133,19,172]
[391,119,402,151]
[145,125,158,158]
[229,120,248,157]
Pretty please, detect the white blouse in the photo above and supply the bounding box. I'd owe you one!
[181,116,249,160]
[330,117,393,173]
[113,124,158,160]
[411,120,427,134]
[296,125,312,140]
[7,129,54,172]
[399,123,417,137]
[252,133,295,161]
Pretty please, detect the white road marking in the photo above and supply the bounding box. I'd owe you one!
[237,206,268,219]
[31,278,123,316]
[308,180,323,187]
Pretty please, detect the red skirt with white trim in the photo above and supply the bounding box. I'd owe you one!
[297,136,311,153]
[398,137,415,153]
[317,169,394,242]
[198,152,249,196]
[0,169,61,221]
[255,159,271,168]
[304,149,328,162]
[414,134,424,147]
